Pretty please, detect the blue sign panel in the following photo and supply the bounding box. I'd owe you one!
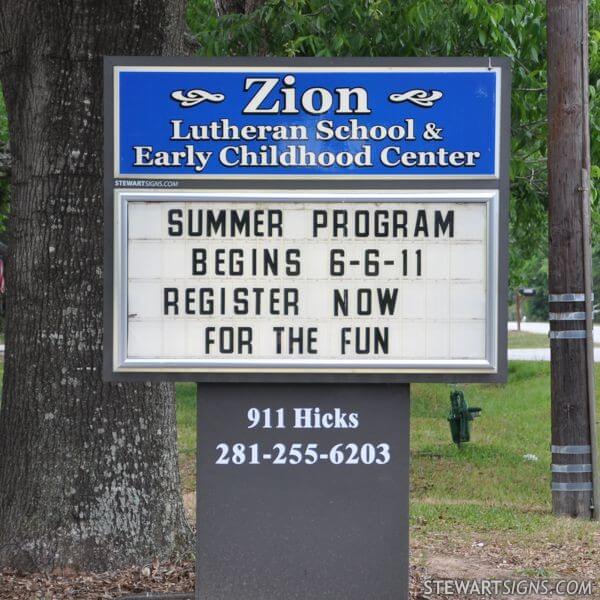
[115,67,499,178]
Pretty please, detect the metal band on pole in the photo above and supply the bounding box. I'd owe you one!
[549,312,586,321]
[548,293,593,302]
[552,482,593,492]
[551,445,591,454]
[552,463,592,473]
[549,330,586,340]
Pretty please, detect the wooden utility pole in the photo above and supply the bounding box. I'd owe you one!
[547,0,599,519]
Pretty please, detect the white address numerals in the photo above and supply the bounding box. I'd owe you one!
[215,442,391,466]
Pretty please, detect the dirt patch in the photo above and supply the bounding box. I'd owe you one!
[0,564,428,599]
[411,525,599,599]
[412,526,600,581]
[0,560,195,600]
[2,509,597,599]
[425,554,513,579]
[419,554,572,600]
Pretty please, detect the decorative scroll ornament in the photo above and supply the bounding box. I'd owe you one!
[171,89,225,107]
[388,89,443,108]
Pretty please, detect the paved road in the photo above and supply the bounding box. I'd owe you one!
[508,320,600,343]
[508,321,600,362]
[508,347,600,362]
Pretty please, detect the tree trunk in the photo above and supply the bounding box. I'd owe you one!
[0,0,192,571]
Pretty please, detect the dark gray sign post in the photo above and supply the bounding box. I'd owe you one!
[104,57,510,600]
[197,384,409,600]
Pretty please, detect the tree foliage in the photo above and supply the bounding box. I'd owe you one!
[2,0,598,308]
[190,0,600,314]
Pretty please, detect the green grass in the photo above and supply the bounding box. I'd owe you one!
[411,361,553,512]
[507,330,549,348]
[0,357,596,551]
[410,362,600,542]
[176,361,600,543]
[410,361,556,536]
[508,329,600,349]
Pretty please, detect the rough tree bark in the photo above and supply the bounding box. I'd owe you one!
[0,1,193,571]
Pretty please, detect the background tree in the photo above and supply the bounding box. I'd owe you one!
[0,1,192,571]
[189,0,600,321]
[215,0,266,15]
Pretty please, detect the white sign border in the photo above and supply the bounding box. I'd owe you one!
[113,189,499,374]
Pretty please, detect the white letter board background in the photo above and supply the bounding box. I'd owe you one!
[124,192,491,366]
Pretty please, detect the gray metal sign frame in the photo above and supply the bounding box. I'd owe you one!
[103,56,510,383]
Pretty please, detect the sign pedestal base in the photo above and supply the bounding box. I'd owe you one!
[195,383,410,600]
